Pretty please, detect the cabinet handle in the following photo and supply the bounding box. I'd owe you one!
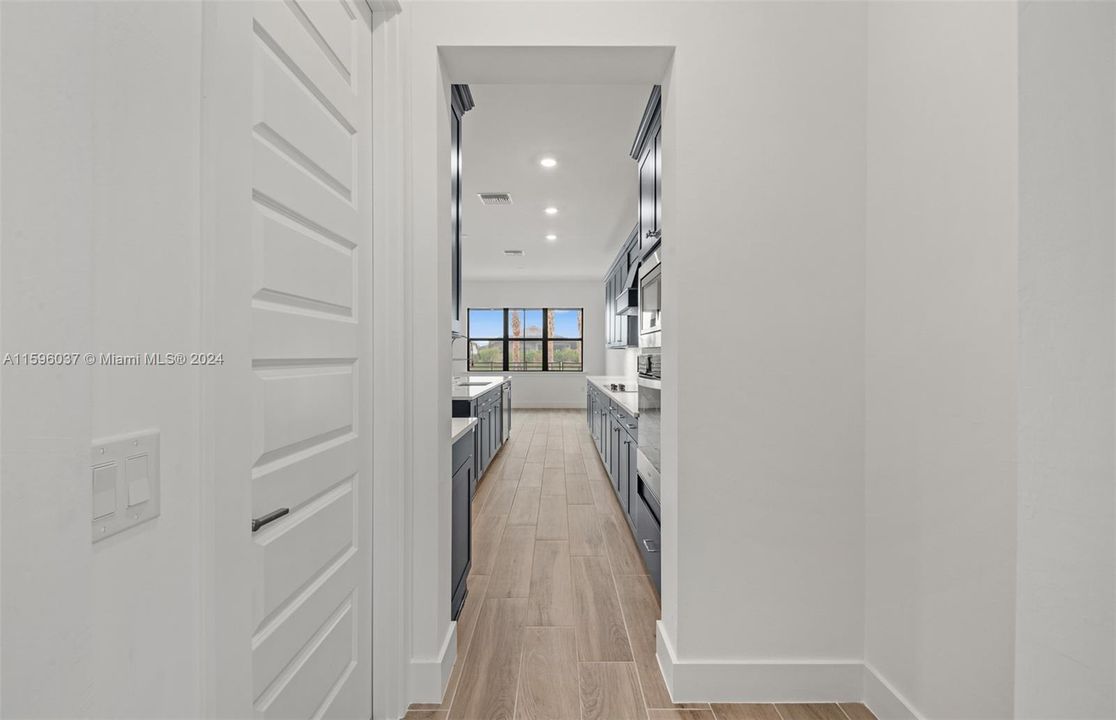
[642,539,660,553]
[252,507,289,532]
[646,229,662,240]
[624,440,631,446]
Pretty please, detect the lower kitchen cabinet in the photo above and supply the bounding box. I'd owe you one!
[451,425,474,620]
[452,381,509,495]
[586,380,659,592]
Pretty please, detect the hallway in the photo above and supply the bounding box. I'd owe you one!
[408,410,878,720]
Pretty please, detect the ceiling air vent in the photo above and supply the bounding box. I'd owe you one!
[503,249,525,257]
[478,192,513,206]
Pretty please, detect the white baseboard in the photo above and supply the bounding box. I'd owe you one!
[862,664,922,720]
[408,622,457,704]
[656,621,922,712]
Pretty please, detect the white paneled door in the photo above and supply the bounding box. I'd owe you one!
[203,2,373,718]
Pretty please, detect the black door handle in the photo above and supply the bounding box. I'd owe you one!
[252,507,289,532]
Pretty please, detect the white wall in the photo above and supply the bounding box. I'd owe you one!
[398,1,869,706]
[864,3,1020,719]
[1017,3,1116,718]
[459,279,604,408]
[1,3,204,717]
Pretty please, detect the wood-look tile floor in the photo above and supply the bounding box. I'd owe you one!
[407,410,878,720]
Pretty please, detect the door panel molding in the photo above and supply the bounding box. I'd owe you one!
[200,2,373,717]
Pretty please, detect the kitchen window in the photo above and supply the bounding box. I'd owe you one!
[468,308,583,372]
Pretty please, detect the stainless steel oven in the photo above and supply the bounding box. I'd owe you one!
[637,254,662,502]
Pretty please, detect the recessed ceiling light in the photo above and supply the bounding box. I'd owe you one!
[545,234,557,242]
[544,206,558,215]
[539,157,557,168]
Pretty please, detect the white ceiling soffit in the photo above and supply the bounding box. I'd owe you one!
[441,46,673,85]
[461,83,650,281]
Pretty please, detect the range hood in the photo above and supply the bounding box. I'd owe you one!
[615,285,639,315]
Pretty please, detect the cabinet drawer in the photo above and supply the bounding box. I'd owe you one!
[610,406,637,440]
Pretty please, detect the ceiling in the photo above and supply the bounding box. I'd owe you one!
[461,83,651,281]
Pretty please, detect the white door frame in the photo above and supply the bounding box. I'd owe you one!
[367,3,410,720]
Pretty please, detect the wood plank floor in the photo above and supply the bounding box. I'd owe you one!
[407,409,877,720]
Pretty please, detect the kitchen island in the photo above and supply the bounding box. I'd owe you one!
[451,376,511,495]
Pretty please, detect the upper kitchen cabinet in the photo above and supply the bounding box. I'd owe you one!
[602,85,661,351]
[606,226,639,349]
[631,86,662,255]
[450,84,474,337]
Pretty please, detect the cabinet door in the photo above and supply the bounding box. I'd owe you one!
[626,434,639,517]
[617,431,632,516]
[593,396,602,451]
[450,92,466,335]
[616,415,624,493]
[480,406,491,475]
[471,401,482,478]
[653,127,662,238]
[616,270,624,348]
[602,410,611,475]
[490,403,499,458]
[483,403,493,470]
[607,275,616,346]
[451,457,472,619]
[638,139,656,253]
[608,414,619,487]
[617,270,625,346]
[608,273,616,346]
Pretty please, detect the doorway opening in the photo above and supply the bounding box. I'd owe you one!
[419,44,674,718]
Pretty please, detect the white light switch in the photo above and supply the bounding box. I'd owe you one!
[91,430,160,543]
[92,464,117,519]
[126,454,150,506]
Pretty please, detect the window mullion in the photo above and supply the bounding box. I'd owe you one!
[542,307,549,372]
[503,309,509,373]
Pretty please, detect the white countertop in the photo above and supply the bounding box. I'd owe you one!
[452,375,510,400]
[451,417,478,443]
[586,376,640,417]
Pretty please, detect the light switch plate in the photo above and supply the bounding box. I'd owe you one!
[91,430,160,542]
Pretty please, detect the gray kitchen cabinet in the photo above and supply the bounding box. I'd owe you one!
[586,379,657,591]
[632,86,662,255]
[452,382,509,492]
[451,426,474,619]
[449,85,473,338]
[604,235,639,350]
[602,85,662,351]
